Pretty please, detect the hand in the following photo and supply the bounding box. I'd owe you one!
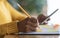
[17,17,38,32]
[37,14,50,25]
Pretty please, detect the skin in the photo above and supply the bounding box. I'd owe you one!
[17,17,38,32]
[37,14,50,25]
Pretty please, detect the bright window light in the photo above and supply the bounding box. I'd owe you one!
[47,0,60,25]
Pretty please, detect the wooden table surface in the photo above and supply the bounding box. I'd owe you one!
[4,35,59,38]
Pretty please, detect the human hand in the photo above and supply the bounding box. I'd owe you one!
[37,14,50,25]
[17,17,38,32]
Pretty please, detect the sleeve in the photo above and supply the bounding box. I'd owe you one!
[5,1,28,21]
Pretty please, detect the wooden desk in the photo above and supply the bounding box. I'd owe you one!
[4,35,59,38]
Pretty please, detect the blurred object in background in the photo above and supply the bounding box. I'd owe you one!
[37,14,50,25]
[37,9,59,25]
[8,0,47,17]
[53,24,60,31]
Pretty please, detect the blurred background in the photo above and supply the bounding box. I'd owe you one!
[47,0,60,25]
[8,0,47,17]
[8,0,60,25]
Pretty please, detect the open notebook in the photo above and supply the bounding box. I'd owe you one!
[17,25,60,35]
